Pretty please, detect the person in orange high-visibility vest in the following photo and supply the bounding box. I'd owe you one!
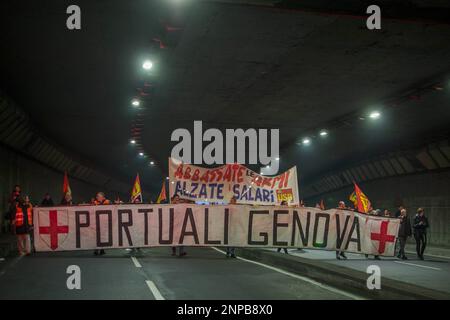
[12,196,33,256]
[93,192,110,255]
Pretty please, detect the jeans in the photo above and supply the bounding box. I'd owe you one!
[398,236,407,257]
[414,232,427,257]
[17,234,31,255]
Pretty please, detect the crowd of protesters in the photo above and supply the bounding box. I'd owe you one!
[332,199,429,261]
[4,185,429,261]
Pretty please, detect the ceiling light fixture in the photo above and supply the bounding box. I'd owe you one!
[369,111,381,119]
[142,60,153,70]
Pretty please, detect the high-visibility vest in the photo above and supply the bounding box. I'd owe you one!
[15,204,33,227]
[94,199,110,205]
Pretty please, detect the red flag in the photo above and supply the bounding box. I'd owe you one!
[63,171,71,196]
[131,173,143,203]
[156,180,167,204]
[353,182,371,213]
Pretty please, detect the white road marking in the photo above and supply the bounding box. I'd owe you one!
[131,256,165,300]
[146,280,165,300]
[0,258,5,262]
[405,251,450,260]
[131,256,142,268]
[211,247,364,300]
[0,255,23,278]
[394,261,441,271]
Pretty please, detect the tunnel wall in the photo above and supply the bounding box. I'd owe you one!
[305,170,450,248]
[0,144,124,231]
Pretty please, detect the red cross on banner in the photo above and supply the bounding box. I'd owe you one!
[370,220,396,254]
[39,210,69,250]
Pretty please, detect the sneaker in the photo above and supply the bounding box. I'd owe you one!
[230,254,237,258]
[401,255,408,260]
[340,253,347,260]
[180,252,187,257]
[94,250,99,256]
[419,255,424,260]
[374,256,381,260]
[100,249,105,255]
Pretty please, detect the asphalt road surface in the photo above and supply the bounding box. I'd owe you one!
[268,248,450,294]
[0,247,361,300]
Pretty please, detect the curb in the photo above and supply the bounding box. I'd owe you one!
[236,248,449,300]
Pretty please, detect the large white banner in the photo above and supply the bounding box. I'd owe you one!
[34,205,399,256]
[168,158,300,205]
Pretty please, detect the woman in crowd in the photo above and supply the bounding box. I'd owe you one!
[413,208,429,260]
[61,193,74,206]
[397,208,412,260]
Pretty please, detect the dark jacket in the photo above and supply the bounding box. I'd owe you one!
[398,215,412,238]
[41,198,54,207]
[60,198,73,206]
[413,214,429,233]
[8,191,21,220]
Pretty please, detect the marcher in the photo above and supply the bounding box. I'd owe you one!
[130,197,143,253]
[395,205,404,218]
[9,185,21,206]
[40,193,54,207]
[365,209,381,260]
[277,201,289,254]
[335,201,348,260]
[114,196,124,204]
[93,192,110,255]
[413,208,429,260]
[225,197,237,258]
[12,196,33,256]
[170,195,186,257]
[397,208,411,260]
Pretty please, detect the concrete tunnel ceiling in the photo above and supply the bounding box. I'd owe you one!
[1,0,450,197]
